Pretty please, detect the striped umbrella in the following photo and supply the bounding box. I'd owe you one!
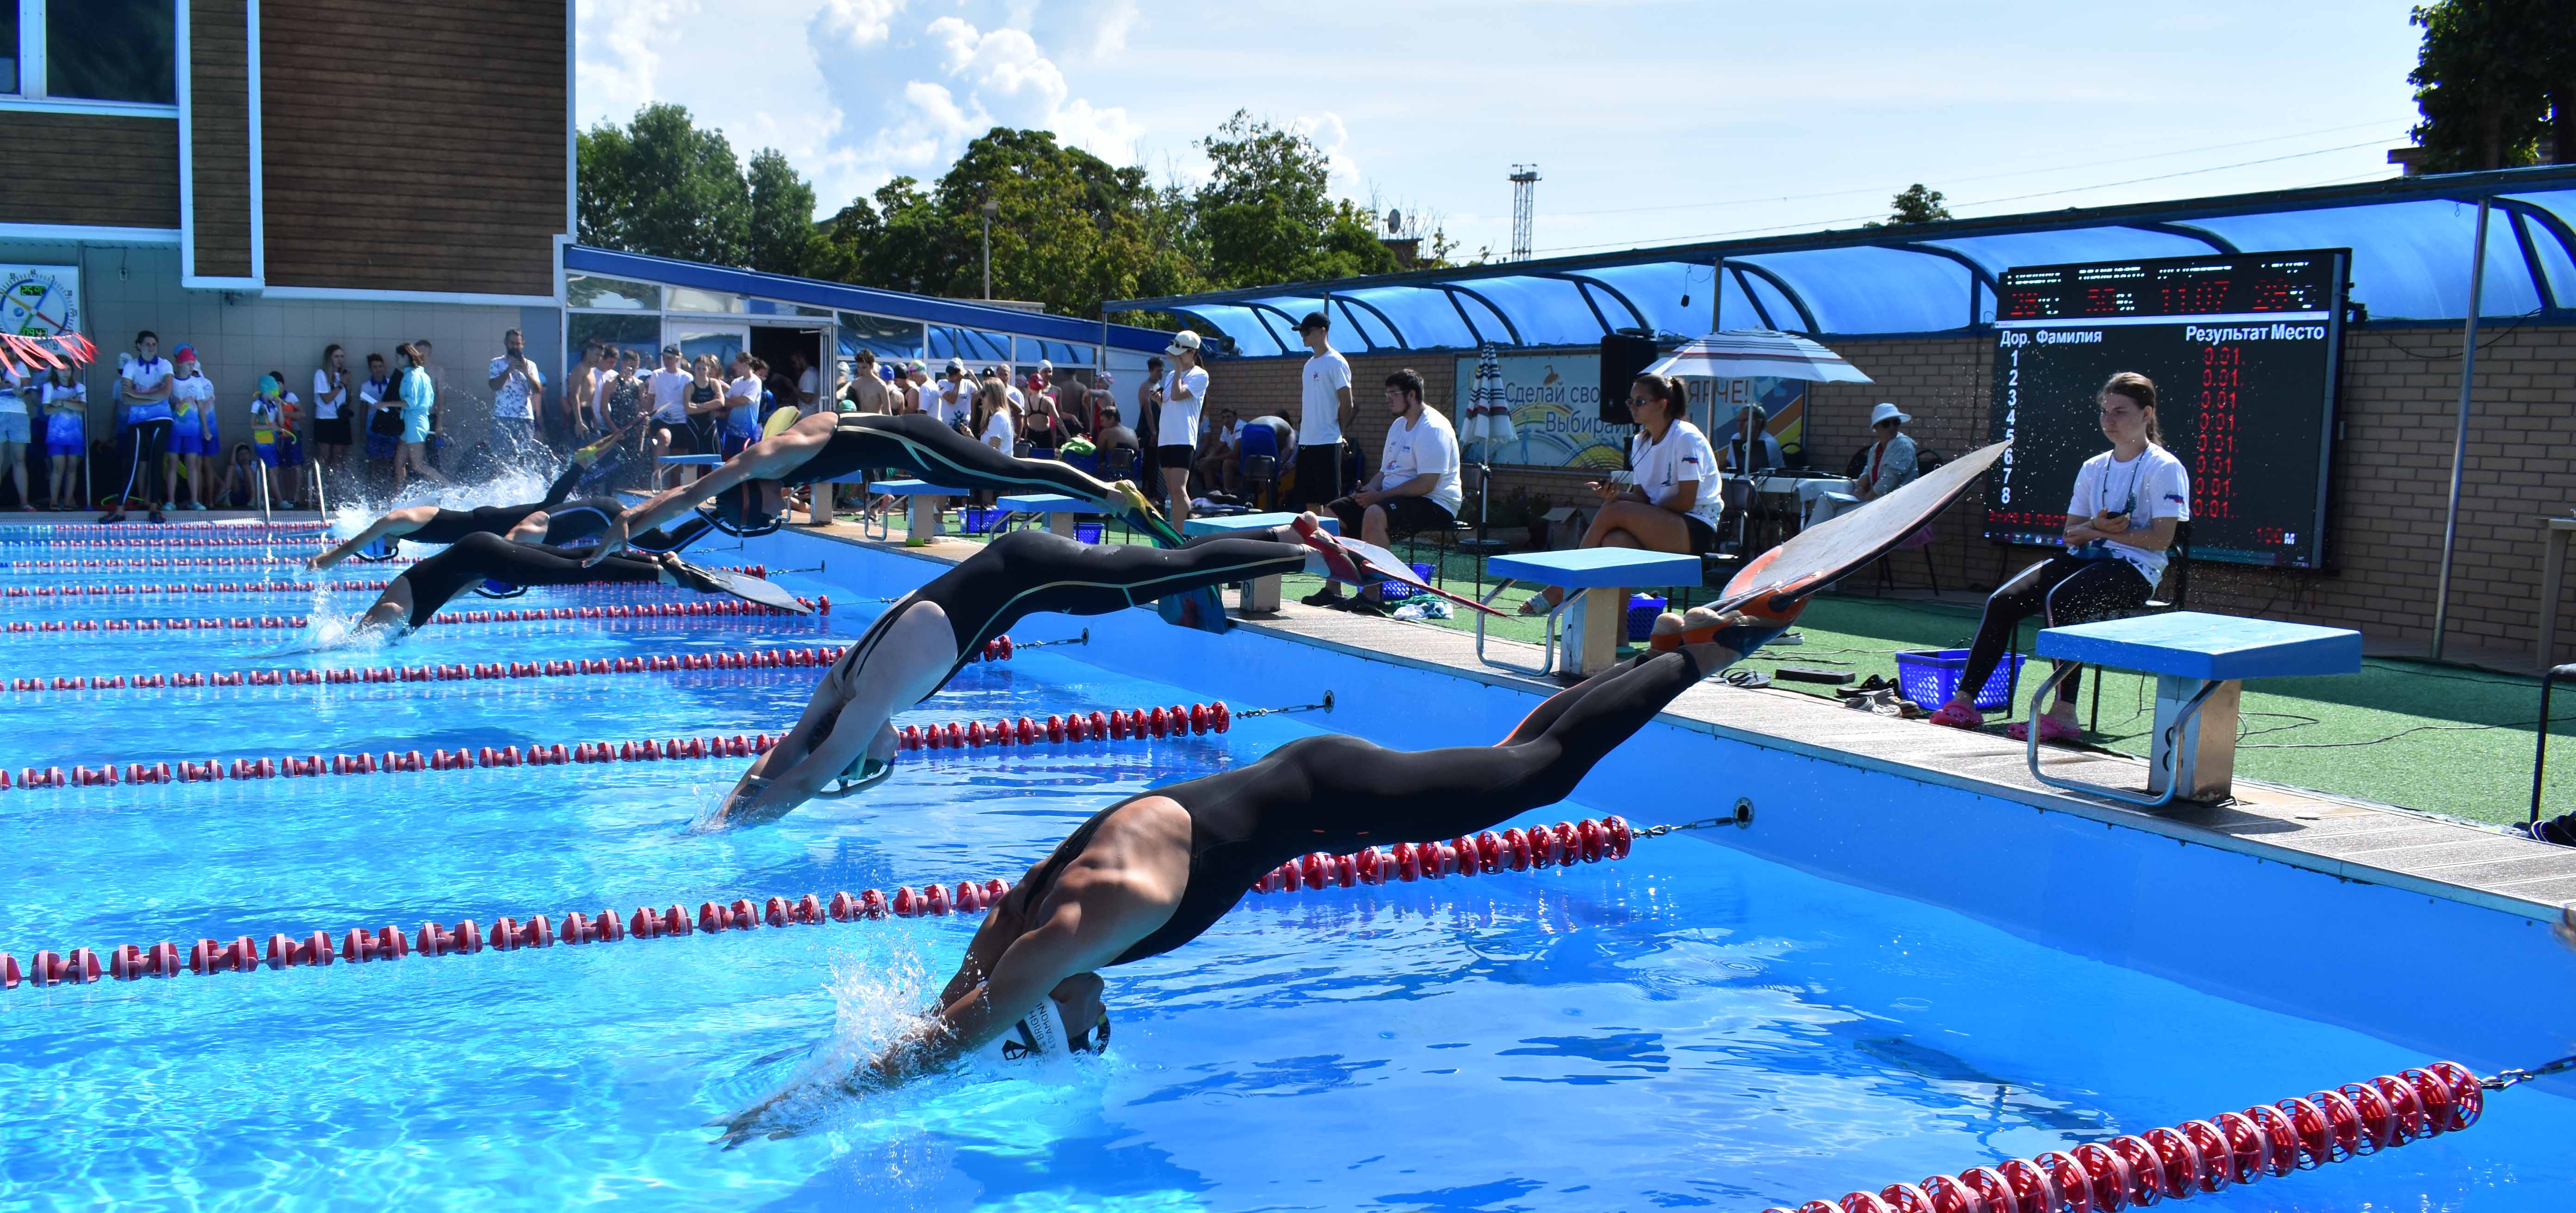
[1456,343,1517,453]
[1643,330,1874,385]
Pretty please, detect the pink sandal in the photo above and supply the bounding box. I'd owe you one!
[1925,698,1983,729]
[2005,714,2083,743]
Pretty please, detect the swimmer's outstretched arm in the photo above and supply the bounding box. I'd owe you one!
[712,874,1161,1147]
[309,505,444,570]
[586,415,837,566]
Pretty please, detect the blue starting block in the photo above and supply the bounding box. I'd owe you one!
[1181,512,1337,613]
[866,479,972,544]
[1479,548,1703,677]
[655,454,723,466]
[998,493,1094,538]
[2031,610,2362,807]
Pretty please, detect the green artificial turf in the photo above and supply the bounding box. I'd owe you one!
[926,522,2576,827]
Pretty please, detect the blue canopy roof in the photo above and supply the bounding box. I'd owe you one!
[564,245,1174,354]
[1108,166,2576,357]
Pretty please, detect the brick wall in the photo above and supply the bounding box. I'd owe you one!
[1208,327,2576,656]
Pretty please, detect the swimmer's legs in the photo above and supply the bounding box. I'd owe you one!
[856,415,1179,545]
[937,529,1311,653]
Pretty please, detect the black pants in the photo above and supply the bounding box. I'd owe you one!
[394,532,664,628]
[1295,443,1344,505]
[1957,554,2154,704]
[1327,493,1451,538]
[1014,647,1709,967]
[115,417,173,509]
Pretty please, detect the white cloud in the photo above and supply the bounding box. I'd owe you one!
[882,15,1144,168]
[1289,112,1362,197]
[814,0,907,48]
[575,0,703,125]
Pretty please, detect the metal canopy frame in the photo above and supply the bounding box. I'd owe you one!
[1107,165,2576,353]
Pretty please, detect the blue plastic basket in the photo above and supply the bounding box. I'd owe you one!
[1626,594,1668,641]
[959,506,1005,535]
[1892,649,2025,712]
[1378,562,1437,601]
[1075,522,1104,544]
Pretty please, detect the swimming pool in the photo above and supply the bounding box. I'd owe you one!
[3,520,2572,1211]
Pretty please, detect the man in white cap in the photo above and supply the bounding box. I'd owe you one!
[1803,401,1918,531]
[1157,331,1208,527]
[935,359,971,431]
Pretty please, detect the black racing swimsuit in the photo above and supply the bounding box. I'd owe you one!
[400,459,603,546]
[820,528,1307,706]
[1003,648,1708,966]
[394,532,665,629]
[781,413,1114,503]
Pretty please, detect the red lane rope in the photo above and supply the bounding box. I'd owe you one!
[0,556,418,570]
[0,523,328,540]
[3,595,827,634]
[0,634,1042,700]
[0,814,1641,991]
[0,537,329,551]
[4,564,769,598]
[1759,1062,2492,1213]
[1,686,1218,790]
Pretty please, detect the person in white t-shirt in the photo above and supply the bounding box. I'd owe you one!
[107,329,177,523]
[309,343,352,481]
[0,365,28,510]
[1156,331,1209,526]
[486,328,546,465]
[644,344,697,487]
[1519,374,1724,616]
[167,348,219,510]
[1294,311,1354,510]
[1931,371,2190,739]
[1307,367,1459,614]
[790,350,821,416]
[39,363,87,510]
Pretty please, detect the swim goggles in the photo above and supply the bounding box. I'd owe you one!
[812,754,895,800]
[1001,996,1111,1061]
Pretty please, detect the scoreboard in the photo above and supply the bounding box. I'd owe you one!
[1985,249,2347,569]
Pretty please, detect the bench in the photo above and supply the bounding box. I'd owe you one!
[866,479,972,545]
[1478,548,1703,678]
[2031,610,2361,807]
[998,493,1093,539]
[1181,511,1337,613]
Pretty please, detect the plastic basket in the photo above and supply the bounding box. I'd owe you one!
[959,506,1005,535]
[1892,649,2024,712]
[1378,562,1437,601]
[1626,594,1667,641]
[1075,522,1104,544]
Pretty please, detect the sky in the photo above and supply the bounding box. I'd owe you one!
[575,0,2430,262]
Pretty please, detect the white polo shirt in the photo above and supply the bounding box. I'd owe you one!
[119,355,173,422]
[1159,366,1208,448]
[1629,420,1724,531]
[2069,444,2192,584]
[1380,405,1462,516]
[1299,348,1350,447]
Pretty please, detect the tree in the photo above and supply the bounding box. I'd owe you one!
[577,103,755,265]
[1193,111,1399,288]
[1867,184,1953,228]
[747,149,823,277]
[2407,0,2574,172]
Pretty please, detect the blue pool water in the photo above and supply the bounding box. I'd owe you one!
[3,521,2573,1211]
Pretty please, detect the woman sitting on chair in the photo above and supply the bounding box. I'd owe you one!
[1522,373,1724,615]
[1928,372,2189,740]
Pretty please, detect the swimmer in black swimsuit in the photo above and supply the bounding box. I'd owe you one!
[713,607,1785,1144]
[346,531,737,636]
[310,426,638,569]
[712,519,1386,826]
[583,412,1183,563]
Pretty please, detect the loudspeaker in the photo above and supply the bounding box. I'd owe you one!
[1598,334,1658,423]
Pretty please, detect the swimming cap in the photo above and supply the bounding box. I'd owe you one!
[761,406,800,438]
[1000,996,1110,1061]
[256,373,281,394]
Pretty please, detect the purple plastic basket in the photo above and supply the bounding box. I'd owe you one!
[1892,649,2025,712]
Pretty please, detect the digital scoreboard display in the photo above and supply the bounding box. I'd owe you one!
[1986,249,2347,569]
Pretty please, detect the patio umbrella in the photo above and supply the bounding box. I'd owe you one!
[1643,330,1875,385]
[1455,344,1515,558]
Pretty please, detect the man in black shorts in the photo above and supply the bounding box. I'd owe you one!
[1304,368,1460,616]
[1293,311,1353,513]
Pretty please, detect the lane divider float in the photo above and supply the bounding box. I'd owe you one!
[2,595,824,636]
[0,632,1061,698]
[4,564,768,599]
[0,556,419,571]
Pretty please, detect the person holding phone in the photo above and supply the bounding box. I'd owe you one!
[1928,372,2189,740]
[487,328,545,466]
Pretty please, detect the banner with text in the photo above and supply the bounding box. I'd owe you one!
[1454,352,1811,470]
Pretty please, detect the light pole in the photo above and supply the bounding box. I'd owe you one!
[979,199,999,300]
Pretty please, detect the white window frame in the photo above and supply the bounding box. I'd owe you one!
[2,0,182,118]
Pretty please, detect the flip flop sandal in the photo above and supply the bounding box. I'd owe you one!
[1721,668,1771,689]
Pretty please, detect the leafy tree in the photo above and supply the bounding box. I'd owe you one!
[747,149,823,277]
[2407,0,2573,171]
[1193,111,1398,288]
[576,103,754,265]
[1867,184,1953,228]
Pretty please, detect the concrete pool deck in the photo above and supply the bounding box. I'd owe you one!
[802,522,2576,925]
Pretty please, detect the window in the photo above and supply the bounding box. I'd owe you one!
[0,6,19,94]
[568,314,660,367]
[666,287,747,315]
[47,0,175,105]
[565,274,659,311]
[837,313,923,362]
